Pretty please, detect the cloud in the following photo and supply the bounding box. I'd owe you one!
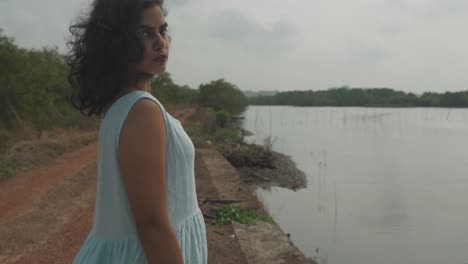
[378,23,405,37]
[207,10,297,56]
[166,0,189,8]
[344,39,389,64]
[386,0,468,21]
[1,0,468,92]
[0,0,91,51]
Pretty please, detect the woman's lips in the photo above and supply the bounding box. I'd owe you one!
[153,55,168,63]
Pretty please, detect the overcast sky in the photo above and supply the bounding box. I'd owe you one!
[1,0,467,93]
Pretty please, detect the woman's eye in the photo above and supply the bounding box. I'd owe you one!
[160,25,169,36]
[142,30,153,38]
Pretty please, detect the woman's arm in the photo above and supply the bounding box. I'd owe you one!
[119,99,184,264]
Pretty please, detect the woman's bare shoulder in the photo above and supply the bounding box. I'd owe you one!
[119,98,166,155]
[129,98,164,123]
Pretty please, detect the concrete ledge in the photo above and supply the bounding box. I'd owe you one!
[198,147,315,264]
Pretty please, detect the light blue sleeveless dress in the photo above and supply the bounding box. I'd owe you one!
[73,90,208,263]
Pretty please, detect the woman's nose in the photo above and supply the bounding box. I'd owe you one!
[153,34,165,51]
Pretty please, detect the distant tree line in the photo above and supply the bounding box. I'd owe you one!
[249,86,468,107]
[0,29,247,144]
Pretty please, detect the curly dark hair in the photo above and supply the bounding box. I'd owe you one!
[66,0,167,117]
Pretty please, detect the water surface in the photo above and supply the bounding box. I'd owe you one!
[242,106,468,264]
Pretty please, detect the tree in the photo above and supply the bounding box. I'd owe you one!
[151,72,198,104]
[198,79,248,114]
[0,29,84,131]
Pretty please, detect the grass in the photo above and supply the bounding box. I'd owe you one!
[185,121,243,145]
[216,205,274,225]
[80,137,96,146]
[184,122,206,145]
[0,129,11,147]
[0,128,98,182]
[213,127,243,143]
[0,160,19,181]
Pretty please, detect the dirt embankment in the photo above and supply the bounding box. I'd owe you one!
[197,147,315,264]
[218,140,308,192]
[238,150,308,191]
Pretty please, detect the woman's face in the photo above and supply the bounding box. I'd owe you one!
[131,5,170,76]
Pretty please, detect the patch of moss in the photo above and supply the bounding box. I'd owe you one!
[216,205,274,225]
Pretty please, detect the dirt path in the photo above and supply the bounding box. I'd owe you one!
[0,106,247,264]
[0,145,97,264]
[0,143,97,222]
[172,107,198,121]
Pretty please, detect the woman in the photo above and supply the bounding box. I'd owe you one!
[67,0,207,263]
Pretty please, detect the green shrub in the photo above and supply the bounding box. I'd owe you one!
[199,79,248,114]
[213,127,242,143]
[216,205,274,225]
[0,160,19,181]
[203,108,217,134]
[184,122,207,145]
[218,142,275,168]
[215,110,231,128]
[0,125,10,147]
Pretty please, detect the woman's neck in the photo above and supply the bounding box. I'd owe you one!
[104,73,154,114]
[127,72,153,93]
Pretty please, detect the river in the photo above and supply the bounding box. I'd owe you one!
[242,106,468,264]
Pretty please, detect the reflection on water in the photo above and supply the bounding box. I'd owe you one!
[244,106,468,264]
